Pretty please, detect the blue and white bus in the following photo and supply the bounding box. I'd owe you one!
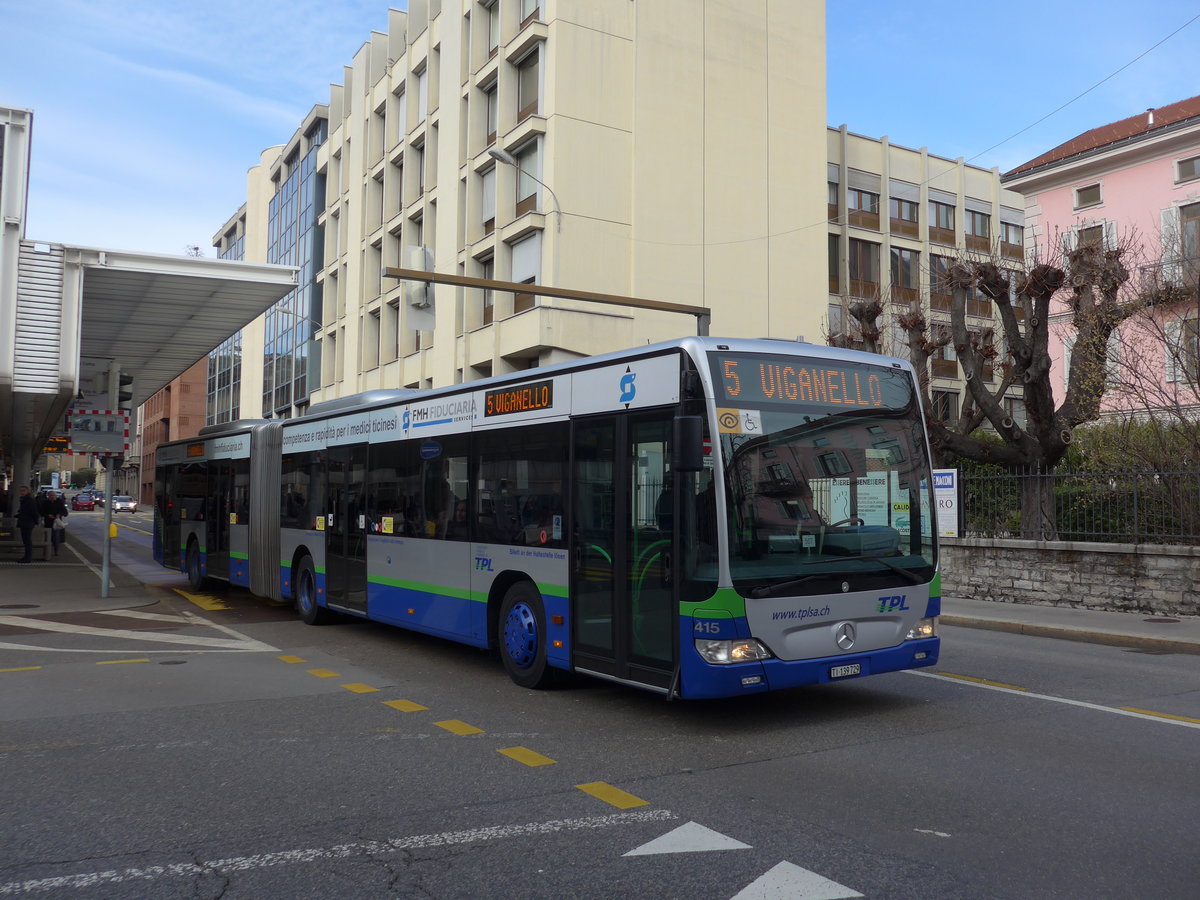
[155,337,940,698]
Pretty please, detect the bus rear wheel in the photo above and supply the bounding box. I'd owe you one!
[497,582,556,689]
[295,555,332,625]
[185,541,205,591]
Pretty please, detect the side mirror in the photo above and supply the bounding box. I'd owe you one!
[672,415,704,473]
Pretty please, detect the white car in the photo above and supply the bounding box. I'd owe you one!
[111,495,138,513]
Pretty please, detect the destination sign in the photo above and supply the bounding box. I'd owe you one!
[484,379,553,418]
[710,353,912,410]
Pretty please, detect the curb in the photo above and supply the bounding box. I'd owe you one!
[941,615,1200,655]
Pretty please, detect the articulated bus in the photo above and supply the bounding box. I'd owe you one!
[154,337,940,699]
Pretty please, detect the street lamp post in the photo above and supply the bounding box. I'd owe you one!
[488,147,562,232]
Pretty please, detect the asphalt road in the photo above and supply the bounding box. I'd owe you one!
[1,514,1197,899]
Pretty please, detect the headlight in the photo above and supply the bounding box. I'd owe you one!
[694,638,773,664]
[905,617,938,640]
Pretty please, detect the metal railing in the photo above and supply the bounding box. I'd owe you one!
[960,467,1200,544]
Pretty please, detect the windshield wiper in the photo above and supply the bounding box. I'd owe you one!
[748,574,824,599]
[831,554,926,584]
[747,554,925,598]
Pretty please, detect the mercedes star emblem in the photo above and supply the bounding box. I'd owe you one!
[835,621,856,650]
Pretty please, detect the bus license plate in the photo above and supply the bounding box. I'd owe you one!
[830,663,861,679]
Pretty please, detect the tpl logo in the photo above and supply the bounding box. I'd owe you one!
[474,556,494,572]
[877,595,910,613]
[619,370,637,404]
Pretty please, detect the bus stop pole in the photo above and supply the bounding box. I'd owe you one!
[100,457,114,599]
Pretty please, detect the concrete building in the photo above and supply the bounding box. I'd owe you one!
[208,0,828,422]
[826,126,1027,426]
[1003,96,1200,418]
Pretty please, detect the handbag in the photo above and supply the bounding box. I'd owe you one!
[52,517,66,531]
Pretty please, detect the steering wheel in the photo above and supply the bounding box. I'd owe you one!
[829,517,864,527]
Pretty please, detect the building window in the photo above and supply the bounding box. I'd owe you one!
[965,210,990,251]
[827,182,839,220]
[486,0,500,58]
[848,238,880,297]
[1182,202,1200,287]
[481,166,496,233]
[513,140,540,215]
[520,0,539,28]
[510,232,541,314]
[1001,221,1023,250]
[1003,396,1027,430]
[929,201,955,244]
[480,256,495,325]
[1078,224,1105,247]
[1074,183,1102,209]
[516,50,540,122]
[931,333,957,378]
[484,82,498,145]
[890,247,919,302]
[416,68,429,123]
[930,389,958,424]
[848,188,880,230]
[929,254,953,311]
[1166,315,1200,383]
[889,197,919,238]
[1177,154,1200,183]
[828,233,840,294]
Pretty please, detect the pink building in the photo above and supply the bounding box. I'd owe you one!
[1003,96,1200,418]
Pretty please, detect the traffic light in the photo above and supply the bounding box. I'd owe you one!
[107,363,133,411]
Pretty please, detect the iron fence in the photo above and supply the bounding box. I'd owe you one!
[959,468,1200,544]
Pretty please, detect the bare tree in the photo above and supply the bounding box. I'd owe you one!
[184,244,205,258]
[830,234,1151,537]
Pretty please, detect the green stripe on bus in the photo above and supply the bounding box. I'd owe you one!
[537,582,568,598]
[231,552,248,561]
[680,587,746,619]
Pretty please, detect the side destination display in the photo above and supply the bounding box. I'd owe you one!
[485,379,553,418]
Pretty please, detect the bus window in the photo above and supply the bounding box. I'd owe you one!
[475,422,567,548]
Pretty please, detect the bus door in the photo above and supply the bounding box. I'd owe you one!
[325,443,368,614]
[571,410,676,691]
[205,460,234,580]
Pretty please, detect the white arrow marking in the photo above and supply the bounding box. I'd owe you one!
[730,861,863,900]
[624,821,751,856]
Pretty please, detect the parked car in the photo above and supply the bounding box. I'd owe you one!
[71,493,95,511]
[111,495,138,513]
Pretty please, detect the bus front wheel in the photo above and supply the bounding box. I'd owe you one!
[497,582,556,689]
[185,541,205,591]
[295,555,332,625]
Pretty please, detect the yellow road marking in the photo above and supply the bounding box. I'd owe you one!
[937,672,1027,691]
[341,682,379,694]
[1120,707,1200,725]
[435,719,484,736]
[1,666,41,673]
[173,588,230,611]
[96,658,150,665]
[576,782,649,810]
[498,746,556,767]
[278,655,306,664]
[383,699,428,712]
[306,668,341,678]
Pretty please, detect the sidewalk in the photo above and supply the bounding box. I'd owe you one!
[1,537,1197,654]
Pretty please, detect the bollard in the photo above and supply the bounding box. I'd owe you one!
[109,523,118,539]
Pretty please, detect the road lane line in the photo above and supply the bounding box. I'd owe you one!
[383,699,428,712]
[0,666,41,673]
[435,719,484,735]
[498,746,556,767]
[306,668,340,678]
[576,781,649,809]
[278,655,307,664]
[96,658,150,665]
[906,670,1200,730]
[341,683,379,693]
[173,589,230,611]
[0,616,276,652]
[1119,706,1200,725]
[937,672,1028,691]
[0,809,676,895]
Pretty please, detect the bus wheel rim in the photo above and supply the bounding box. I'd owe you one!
[298,573,313,612]
[502,602,537,668]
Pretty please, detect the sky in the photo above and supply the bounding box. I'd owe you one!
[2,0,1198,256]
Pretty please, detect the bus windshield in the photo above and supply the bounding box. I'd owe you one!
[709,351,936,596]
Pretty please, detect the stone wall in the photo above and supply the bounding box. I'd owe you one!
[940,538,1200,617]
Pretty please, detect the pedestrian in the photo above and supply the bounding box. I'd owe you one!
[16,485,40,564]
[40,490,68,557]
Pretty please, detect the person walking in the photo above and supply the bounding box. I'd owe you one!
[40,490,68,557]
[16,486,40,564]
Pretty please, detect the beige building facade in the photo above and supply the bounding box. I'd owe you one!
[826,127,1027,425]
[212,0,828,418]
